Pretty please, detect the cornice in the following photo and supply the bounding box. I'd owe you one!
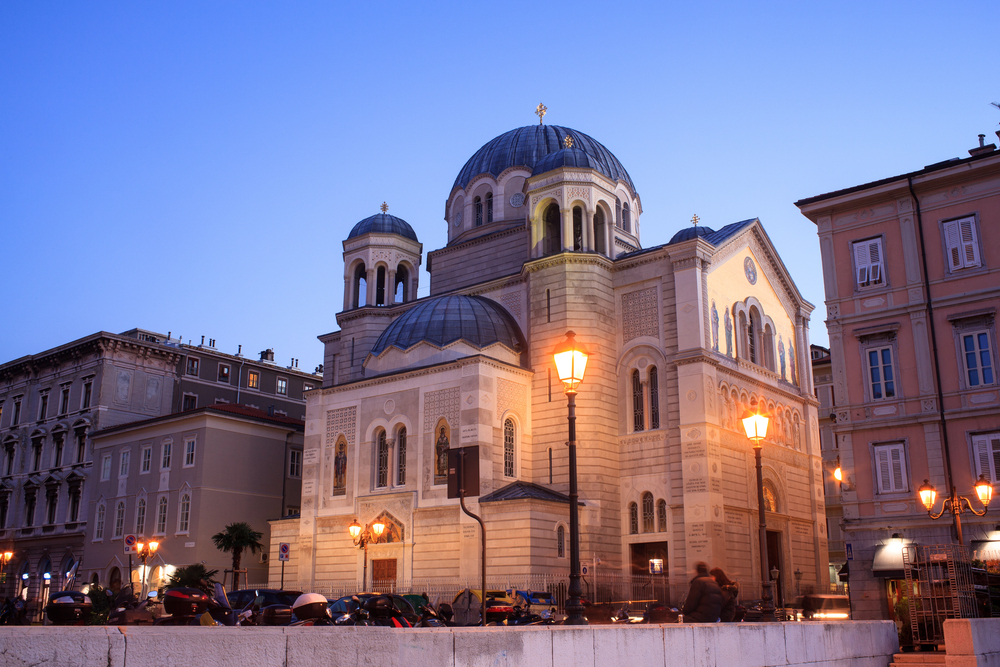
[319,354,533,396]
[336,303,411,327]
[523,251,614,274]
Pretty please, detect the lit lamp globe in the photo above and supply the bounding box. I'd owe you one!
[975,474,994,507]
[741,410,769,445]
[833,466,843,482]
[553,331,589,392]
[371,520,386,539]
[348,520,362,540]
[918,480,937,512]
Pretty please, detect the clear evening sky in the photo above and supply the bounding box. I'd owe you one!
[2,1,998,371]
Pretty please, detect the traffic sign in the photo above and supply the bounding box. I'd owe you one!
[278,542,290,562]
[124,534,138,555]
[846,543,854,560]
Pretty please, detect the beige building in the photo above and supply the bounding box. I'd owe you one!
[275,120,827,604]
[86,404,304,591]
[796,132,1000,620]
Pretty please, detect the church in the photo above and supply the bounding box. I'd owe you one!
[271,108,828,604]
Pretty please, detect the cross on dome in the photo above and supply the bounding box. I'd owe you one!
[535,103,547,125]
[564,135,574,148]
[380,202,388,213]
[691,214,700,227]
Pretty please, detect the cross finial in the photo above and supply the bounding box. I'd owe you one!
[691,214,700,227]
[563,135,574,149]
[535,103,547,125]
[380,202,388,213]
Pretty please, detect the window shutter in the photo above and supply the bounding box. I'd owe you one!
[944,220,963,270]
[877,448,891,492]
[959,218,980,268]
[890,446,904,491]
[854,242,870,286]
[973,434,991,481]
[991,436,1000,485]
[868,240,884,284]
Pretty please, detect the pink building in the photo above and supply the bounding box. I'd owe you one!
[796,132,1000,620]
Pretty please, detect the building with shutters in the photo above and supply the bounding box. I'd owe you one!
[795,131,1000,620]
[274,114,826,603]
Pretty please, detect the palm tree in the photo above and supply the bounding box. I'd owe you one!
[167,563,219,593]
[211,521,264,592]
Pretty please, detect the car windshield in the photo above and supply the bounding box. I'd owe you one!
[250,590,301,607]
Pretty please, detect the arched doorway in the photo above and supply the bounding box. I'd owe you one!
[108,567,122,594]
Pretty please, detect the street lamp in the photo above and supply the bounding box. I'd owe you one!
[553,331,589,626]
[134,541,159,597]
[348,518,385,591]
[742,407,776,622]
[917,475,993,545]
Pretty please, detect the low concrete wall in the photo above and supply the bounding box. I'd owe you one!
[0,621,898,667]
[945,619,1000,667]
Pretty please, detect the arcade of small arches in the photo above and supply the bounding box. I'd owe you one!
[728,297,794,380]
[347,259,417,310]
[628,492,668,535]
[718,381,804,451]
[532,196,634,260]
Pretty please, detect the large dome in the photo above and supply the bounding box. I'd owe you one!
[347,212,418,242]
[452,125,636,194]
[370,295,525,357]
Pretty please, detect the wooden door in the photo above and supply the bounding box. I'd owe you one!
[371,559,397,593]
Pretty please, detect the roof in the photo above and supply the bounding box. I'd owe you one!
[347,212,418,242]
[92,403,304,437]
[369,294,526,357]
[619,218,759,261]
[453,125,636,195]
[794,148,1000,208]
[479,481,576,504]
[531,147,600,175]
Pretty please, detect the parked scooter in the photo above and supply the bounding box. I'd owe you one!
[288,593,336,626]
[0,597,29,625]
[332,594,411,627]
[416,603,447,627]
[107,585,157,625]
[153,587,210,626]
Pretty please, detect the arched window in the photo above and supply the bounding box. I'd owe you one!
[394,265,409,304]
[543,204,560,255]
[632,370,644,432]
[615,197,622,229]
[375,266,387,306]
[594,207,606,255]
[156,497,168,534]
[557,525,565,558]
[474,196,483,226]
[178,494,190,532]
[135,498,146,535]
[622,202,631,233]
[95,503,106,540]
[747,314,757,364]
[504,419,515,478]
[628,502,638,535]
[376,430,389,488]
[114,501,125,538]
[353,263,367,308]
[763,324,775,371]
[649,366,659,429]
[657,499,667,532]
[396,427,406,486]
[642,492,654,533]
[572,207,583,251]
[486,192,493,224]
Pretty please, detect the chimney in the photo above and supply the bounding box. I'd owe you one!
[969,133,997,157]
[237,344,242,356]
[200,335,205,346]
[260,349,275,363]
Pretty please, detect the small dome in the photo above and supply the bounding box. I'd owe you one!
[453,125,635,194]
[531,147,598,175]
[370,295,525,357]
[669,226,716,244]
[347,212,418,242]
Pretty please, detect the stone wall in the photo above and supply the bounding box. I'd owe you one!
[944,619,1000,667]
[0,621,899,667]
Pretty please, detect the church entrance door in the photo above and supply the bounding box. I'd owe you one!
[371,558,397,593]
[629,541,668,603]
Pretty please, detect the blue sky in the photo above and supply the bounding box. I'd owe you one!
[2,1,998,370]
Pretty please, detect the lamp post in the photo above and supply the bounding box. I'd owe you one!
[742,408,776,622]
[553,331,589,626]
[348,518,385,591]
[917,475,993,546]
[134,541,159,597]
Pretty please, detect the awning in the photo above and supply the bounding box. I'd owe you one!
[838,562,849,582]
[970,540,1000,562]
[872,542,907,579]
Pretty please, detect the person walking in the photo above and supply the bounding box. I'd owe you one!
[681,562,723,623]
[710,567,738,622]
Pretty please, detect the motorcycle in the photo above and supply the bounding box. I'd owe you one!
[0,597,29,625]
[333,594,411,627]
[107,585,157,625]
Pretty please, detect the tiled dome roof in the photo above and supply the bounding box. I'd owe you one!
[370,295,525,357]
[531,147,599,175]
[453,125,635,194]
[669,225,716,244]
[347,213,418,242]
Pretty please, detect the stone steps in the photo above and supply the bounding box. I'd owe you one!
[888,651,947,666]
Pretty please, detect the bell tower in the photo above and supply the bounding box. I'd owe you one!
[341,204,422,312]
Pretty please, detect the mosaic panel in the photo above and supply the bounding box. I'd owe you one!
[622,288,659,342]
[423,387,460,432]
[326,406,357,446]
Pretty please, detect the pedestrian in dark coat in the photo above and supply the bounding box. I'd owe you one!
[710,567,738,622]
[681,562,723,623]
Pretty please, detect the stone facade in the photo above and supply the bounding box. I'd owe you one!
[277,122,825,604]
[796,135,1000,620]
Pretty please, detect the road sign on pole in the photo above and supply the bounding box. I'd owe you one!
[124,534,137,555]
[278,543,290,562]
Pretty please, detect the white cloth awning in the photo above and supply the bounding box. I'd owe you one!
[872,542,907,578]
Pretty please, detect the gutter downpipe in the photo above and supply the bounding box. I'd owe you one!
[908,176,959,542]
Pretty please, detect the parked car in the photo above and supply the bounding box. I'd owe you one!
[328,593,419,625]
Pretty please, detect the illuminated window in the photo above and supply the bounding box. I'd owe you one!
[247,371,260,390]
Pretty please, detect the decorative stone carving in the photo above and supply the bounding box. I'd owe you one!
[383,399,395,415]
[326,406,357,446]
[500,292,521,323]
[496,378,526,421]
[423,387,460,433]
[509,193,524,208]
[621,288,658,343]
[567,187,590,201]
